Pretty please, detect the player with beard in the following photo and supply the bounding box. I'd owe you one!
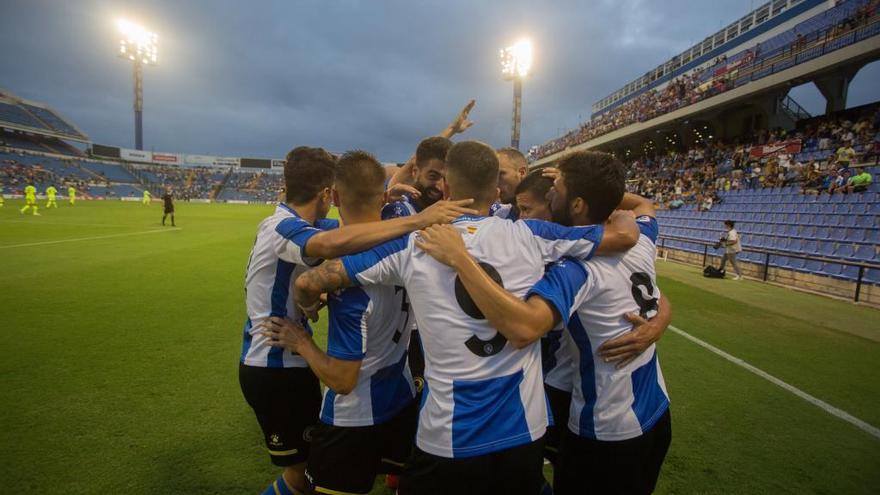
[489,147,530,220]
[416,151,673,494]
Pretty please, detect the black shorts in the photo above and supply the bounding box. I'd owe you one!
[238,364,322,466]
[399,438,546,495]
[557,408,671,495]
[543,384,572,466]
[164,207,174,214]
[306,399,418,494]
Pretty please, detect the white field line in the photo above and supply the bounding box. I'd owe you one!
[669,325,880,440]
[0,228,180,249]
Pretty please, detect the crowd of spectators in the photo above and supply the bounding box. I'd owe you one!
[222,170,284,202]
[136,165,226,200]
[529,0,880,161]
[625,107,879,210]
[0,156,92,194]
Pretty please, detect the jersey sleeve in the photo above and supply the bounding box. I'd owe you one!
[314,218,340,231]
[522,219,605,263]
[326,287,370,361]
[274,216,322,265]
[341,235,409,287]
[381,201,410,220]
[526,258,592,326]
[636,215,659,244]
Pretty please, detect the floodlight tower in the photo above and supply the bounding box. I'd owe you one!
[116,19,158,151]
[500,39,532,150]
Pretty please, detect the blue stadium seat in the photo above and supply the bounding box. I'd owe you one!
[853,245,876,262]
[819,242,835,257]
[815,227,831,239]
[835,244,855,260]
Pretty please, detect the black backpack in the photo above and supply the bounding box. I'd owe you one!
[703,265,726,278]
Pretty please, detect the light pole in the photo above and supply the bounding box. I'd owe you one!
[500,39,532,150]
[116,20,158,151]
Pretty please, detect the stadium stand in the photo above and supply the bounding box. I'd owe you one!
[530,0,880,160]
[19,104,84,137]
[216,170,283,202]
[0,102,48,130]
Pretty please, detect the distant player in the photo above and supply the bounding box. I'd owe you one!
[161,189,175,226]
[293,141,640,495]
[20,184,39,215]
[45,185,58,208]
[262,151,418,495]
[67,185,76,206]
[239,146,474,495]
[142,189,151,205]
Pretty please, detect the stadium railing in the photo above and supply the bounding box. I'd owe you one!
[657,234,880,303]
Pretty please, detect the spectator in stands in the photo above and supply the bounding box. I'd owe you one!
[846,168,873,194]
[835,140,856,169]
[719,220,743,281]
[827,168,851,194]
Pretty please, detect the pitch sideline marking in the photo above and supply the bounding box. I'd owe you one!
[0,228,181,249]
[669,325,880,440]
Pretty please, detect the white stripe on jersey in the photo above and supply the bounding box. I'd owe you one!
[320,284,416,427]
[340,214,604,458]
[240,204,337,368]
[528,216,669,441]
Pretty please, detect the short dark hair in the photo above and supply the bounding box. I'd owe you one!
[497,147,528,169]
[557,151,625,224]
[334,150,386,205]
[445,140,499,203]
[724,220,735,228]
[515,169,553,199]
[416,136,453,167]
[284,146,336,204]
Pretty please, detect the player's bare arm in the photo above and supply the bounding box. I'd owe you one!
[594,209,640,255]
[617,191,657,218]
[387,99,476,189]
[303,198,477,259]
[294,259,354,321]
[261,317,361,394]
[416,224,560,348]
[598,294,673,369]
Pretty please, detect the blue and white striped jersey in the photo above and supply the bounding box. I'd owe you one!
[489,202,519,221]
[528,216,669,441]
[340,214,604,458]
[240,204,339,368]
[381,193,422,220]
[541,326,573,392]
[320,285,416,427]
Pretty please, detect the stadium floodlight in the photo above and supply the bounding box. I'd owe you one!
[500,39,532,150]
[116,19,158,151]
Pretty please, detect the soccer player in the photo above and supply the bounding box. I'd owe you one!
[45,185,58,208]
[293,141,640,495]
[67,185,76,206]
[240,146,476,495]
[416,151,673,495]
[142,189,151,205]
[382,136,453,219]
[20,183,39,215]
[161,189,175,227]
[261,151,419,495]
[513,170,553,223]
[489,147,529,220]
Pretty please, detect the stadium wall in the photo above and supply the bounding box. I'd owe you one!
[660,247,880,306]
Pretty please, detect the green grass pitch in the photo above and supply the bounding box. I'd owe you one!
[1,199,878,494]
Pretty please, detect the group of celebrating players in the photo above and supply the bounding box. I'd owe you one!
[240,101,673,495]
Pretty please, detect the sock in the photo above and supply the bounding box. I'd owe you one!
[32,206,39,215]
[171,215,175,226]
[260,476,298,495]
[541,480,554,495]
[162,215,166,225]
[20,206,27,213]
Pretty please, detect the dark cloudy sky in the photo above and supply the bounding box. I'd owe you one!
[1,0,878,161]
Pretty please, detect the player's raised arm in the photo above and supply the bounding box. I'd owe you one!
[261,317,361,394]
[415,225,560,348]
[302,198,477,259]
[617,192,657,218]
[387,99,475,189]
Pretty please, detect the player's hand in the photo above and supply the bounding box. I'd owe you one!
[447,99,476,135]
[261,317,312,354]
[415,224,468,268]
[598,312,664,369]
[541,167,560,182]
[386,183,421,203]
[416,199,477,227]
